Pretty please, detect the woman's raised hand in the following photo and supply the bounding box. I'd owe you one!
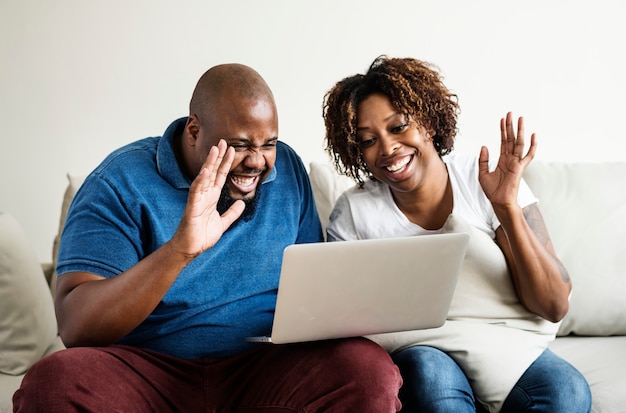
[478,112,537,209]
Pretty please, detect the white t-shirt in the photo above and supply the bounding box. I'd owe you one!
[327,153,537,242]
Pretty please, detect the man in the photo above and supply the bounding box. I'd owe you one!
[13,64,402,412]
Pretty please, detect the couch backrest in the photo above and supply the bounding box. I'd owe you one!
[309,160,626,337]
[55,161,626,338]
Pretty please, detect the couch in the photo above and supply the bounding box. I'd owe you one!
[1,160,626,413]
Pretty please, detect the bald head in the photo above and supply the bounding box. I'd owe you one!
[180,63,279,199]
[189,64,275,122]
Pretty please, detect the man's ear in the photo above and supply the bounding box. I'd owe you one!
[185,115,201,144]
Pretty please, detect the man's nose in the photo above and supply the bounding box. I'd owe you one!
[243,148,265,169]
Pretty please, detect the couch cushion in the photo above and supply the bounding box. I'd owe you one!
[524,161,626,336]
[0,212,58,375]
[309,162,354,236]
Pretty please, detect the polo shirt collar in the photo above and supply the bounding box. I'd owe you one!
[157,117,190,189]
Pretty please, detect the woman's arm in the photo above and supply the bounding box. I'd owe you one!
[479,112,571,322]
[494,203,571,322]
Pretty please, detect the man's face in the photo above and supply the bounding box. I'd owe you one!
[190,95,279,203]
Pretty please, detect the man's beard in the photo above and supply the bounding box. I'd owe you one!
[216,181,261,223]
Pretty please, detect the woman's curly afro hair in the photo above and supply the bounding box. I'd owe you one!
[322,55,460,186]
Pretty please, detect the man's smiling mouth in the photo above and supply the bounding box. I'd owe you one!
[231,175,258,187]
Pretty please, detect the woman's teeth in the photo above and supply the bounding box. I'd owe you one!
[385,157,410,172]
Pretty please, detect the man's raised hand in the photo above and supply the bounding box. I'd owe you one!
[172,140,245,258]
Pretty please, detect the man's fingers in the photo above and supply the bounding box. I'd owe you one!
[199,140,232,189]
[214,145,235,189]
[200,145,220,188]
[220,200,245,230]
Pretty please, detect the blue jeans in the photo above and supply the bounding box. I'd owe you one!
[391,346,591,413]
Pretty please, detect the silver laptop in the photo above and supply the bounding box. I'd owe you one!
[246,232,469,344]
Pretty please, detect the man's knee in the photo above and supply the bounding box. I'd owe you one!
[329,338,400,379]
[14,346,149,412]
[317,338,403,411]
[13,348,88,411]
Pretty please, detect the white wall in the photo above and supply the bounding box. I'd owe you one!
[2,0,625,262]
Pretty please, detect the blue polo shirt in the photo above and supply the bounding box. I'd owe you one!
[57,118,323,358]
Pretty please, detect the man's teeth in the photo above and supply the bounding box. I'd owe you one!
[232,176,255,186]
[385,157,410,172]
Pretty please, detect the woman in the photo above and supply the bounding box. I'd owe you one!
[322,56,591,413]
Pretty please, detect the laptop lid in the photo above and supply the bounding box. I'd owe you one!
[247,232,469,344]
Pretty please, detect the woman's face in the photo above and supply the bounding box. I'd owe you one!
[355,93,440,193]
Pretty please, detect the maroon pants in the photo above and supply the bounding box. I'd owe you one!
[13,337,402,412]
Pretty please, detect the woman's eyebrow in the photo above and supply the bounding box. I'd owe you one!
[356,112,403,131]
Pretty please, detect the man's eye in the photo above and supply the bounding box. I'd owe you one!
[231,145,248,151]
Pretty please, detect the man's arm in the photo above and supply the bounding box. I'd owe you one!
[55,140,244,347]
